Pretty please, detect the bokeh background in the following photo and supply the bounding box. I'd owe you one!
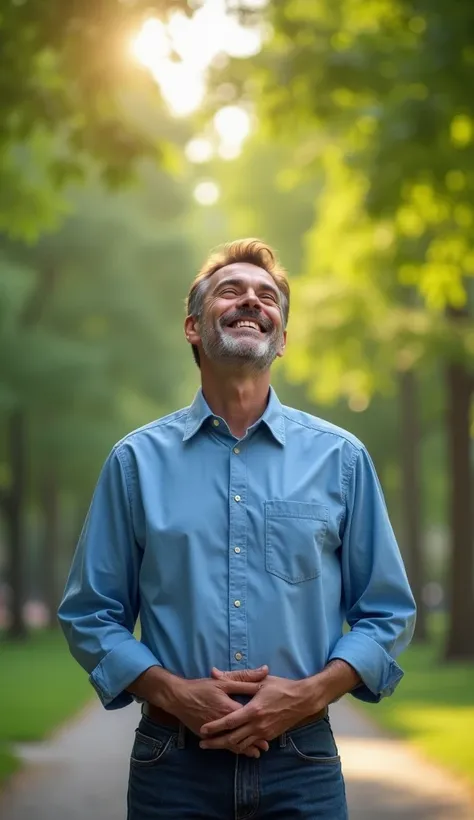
[0,0,474,814]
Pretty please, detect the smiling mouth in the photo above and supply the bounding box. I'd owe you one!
[225,319,267,334]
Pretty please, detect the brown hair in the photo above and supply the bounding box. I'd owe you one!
[186,238,290,367]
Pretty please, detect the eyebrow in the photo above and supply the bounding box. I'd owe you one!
[215,277,281,300]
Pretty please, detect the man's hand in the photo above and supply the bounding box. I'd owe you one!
[199,670,311,753]
[128,664,271,758]
[199,660,361,754]
[170,667,270,758]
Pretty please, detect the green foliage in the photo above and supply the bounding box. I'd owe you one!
[23,164,196,495]
[210,133,319,275]
[0,0,187,238]
[0,123,199,580]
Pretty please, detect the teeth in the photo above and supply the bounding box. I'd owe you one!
[235,321,260,330]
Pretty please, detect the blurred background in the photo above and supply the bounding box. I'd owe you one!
[0,0,473,814]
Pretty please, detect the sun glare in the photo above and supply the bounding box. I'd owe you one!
[214,105,251,159]
[131,18,170,70]
[214,106,251,143]
[194,181,220,206]
[130,0,263,120]
[160,63,206,117]
[185,138,214,163]
[218,142,242,161]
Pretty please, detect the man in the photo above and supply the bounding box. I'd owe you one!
[58,238,416,819]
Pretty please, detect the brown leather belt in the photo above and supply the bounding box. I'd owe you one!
[142,703,182,727]
[142,702,327,731]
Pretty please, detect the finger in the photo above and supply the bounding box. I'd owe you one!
[201,703,254,736]
[227,700,243,713]
[200,724,251,750]
[200,731,265,755]
[212,666,268,682]
[220,680,264,696]
[199,731,250,752]
[243,746,261,759]
[215,723,266,752]
[228,724,257,748]
[237,735,263,753]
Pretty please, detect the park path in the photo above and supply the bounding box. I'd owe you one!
[1,698,473,820]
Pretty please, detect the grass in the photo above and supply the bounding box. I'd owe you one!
[0,629,93,786]
[356,617,474,788]
[0,746,20,784]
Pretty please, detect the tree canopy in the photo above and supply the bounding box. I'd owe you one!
[0,0,187,238]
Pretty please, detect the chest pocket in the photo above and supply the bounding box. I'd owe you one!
[265,500,329,584]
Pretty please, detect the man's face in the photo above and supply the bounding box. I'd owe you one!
[191,263,286,372]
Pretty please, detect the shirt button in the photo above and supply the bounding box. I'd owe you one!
[233,447,240,454]
[234,495,241,502]
[235,652,243,661]
[234,547,241,554]
[234,600,241,608]
[212,419,220,427]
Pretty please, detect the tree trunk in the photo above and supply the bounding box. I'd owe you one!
[444,359,474,660]
[42,468,60,628]
[399,370,427,641]
[4,264,58,637]
[5,410,28,639]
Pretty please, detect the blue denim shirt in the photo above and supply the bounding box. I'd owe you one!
[58,387,416,710]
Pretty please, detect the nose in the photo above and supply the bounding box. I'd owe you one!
[236,288,261,311]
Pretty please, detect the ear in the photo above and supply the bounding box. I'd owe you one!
[184,315,201,345]
[276,329,287,359]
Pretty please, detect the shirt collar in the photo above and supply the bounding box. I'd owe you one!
[182,389,214,441]
[182,386,286,446]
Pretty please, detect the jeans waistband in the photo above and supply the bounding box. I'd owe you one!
[139,706,329,750]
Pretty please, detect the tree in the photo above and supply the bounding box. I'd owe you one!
[0,0,186,239]
[0,151,198,637]
[0,2,207,637]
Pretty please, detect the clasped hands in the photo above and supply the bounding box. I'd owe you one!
[174,665,310,759]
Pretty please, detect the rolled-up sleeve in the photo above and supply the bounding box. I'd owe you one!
[58,446,161,709]
[329,446,416,702]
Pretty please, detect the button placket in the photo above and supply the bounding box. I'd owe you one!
[228,443,248,670]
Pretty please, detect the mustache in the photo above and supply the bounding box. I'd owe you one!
[220,308,274,333]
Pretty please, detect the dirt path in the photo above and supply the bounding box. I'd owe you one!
[331,702,474,819]
[1,699,473,819]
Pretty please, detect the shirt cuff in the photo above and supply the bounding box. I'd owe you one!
[89,637,162,710]
[328,630,404,703]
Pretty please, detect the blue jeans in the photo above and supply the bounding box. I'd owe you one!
[127,713,348,819]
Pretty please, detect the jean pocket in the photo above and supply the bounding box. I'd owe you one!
[265,500,328,584]
[288,718,340,764]
[130,729,174,768]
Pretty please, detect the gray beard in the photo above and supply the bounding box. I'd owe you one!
[200,320,283,373]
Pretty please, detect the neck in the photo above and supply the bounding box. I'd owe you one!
[200,365,271,439]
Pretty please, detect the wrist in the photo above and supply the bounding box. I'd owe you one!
[127,666,187,713]
[150,672,188,715]
[295,676,327,719]
[297,660,361,716]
